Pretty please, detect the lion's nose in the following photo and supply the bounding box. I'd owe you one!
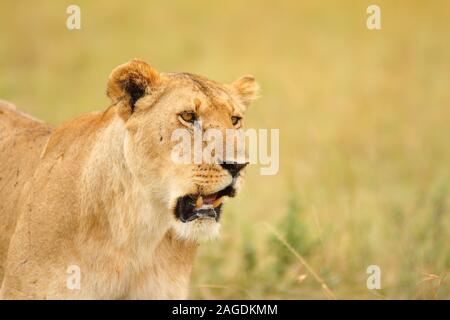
[219,162,248,177]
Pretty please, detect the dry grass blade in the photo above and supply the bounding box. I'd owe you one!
[263,223,337,300]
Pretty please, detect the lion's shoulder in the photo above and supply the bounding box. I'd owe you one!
[0,100,50,134]
[40,107,115,159]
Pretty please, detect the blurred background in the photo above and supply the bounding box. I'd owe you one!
[1,0,449,299]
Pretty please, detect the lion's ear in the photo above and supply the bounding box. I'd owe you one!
[231,75,260,109]
[106,59,160,114]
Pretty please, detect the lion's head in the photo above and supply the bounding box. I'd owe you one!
[106,60,259,241]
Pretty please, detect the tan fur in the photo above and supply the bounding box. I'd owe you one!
[0,60,258,299]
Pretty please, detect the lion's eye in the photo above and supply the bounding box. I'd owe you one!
[231,116,241,126]
[179,111,197,124]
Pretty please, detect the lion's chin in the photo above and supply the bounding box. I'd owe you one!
[171,219,221,242]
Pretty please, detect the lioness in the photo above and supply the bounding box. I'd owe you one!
[0,60,258,299]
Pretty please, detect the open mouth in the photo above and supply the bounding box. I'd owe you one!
[175,185,236,223]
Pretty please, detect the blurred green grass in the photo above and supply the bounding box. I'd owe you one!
[1,0,449,299]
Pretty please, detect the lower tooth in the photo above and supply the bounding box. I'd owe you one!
[212,198,223,208]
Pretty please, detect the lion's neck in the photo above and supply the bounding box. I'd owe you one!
[79,116,170,250]
[75,114,197,298]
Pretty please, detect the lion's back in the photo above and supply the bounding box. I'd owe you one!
[0,100,52,283]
